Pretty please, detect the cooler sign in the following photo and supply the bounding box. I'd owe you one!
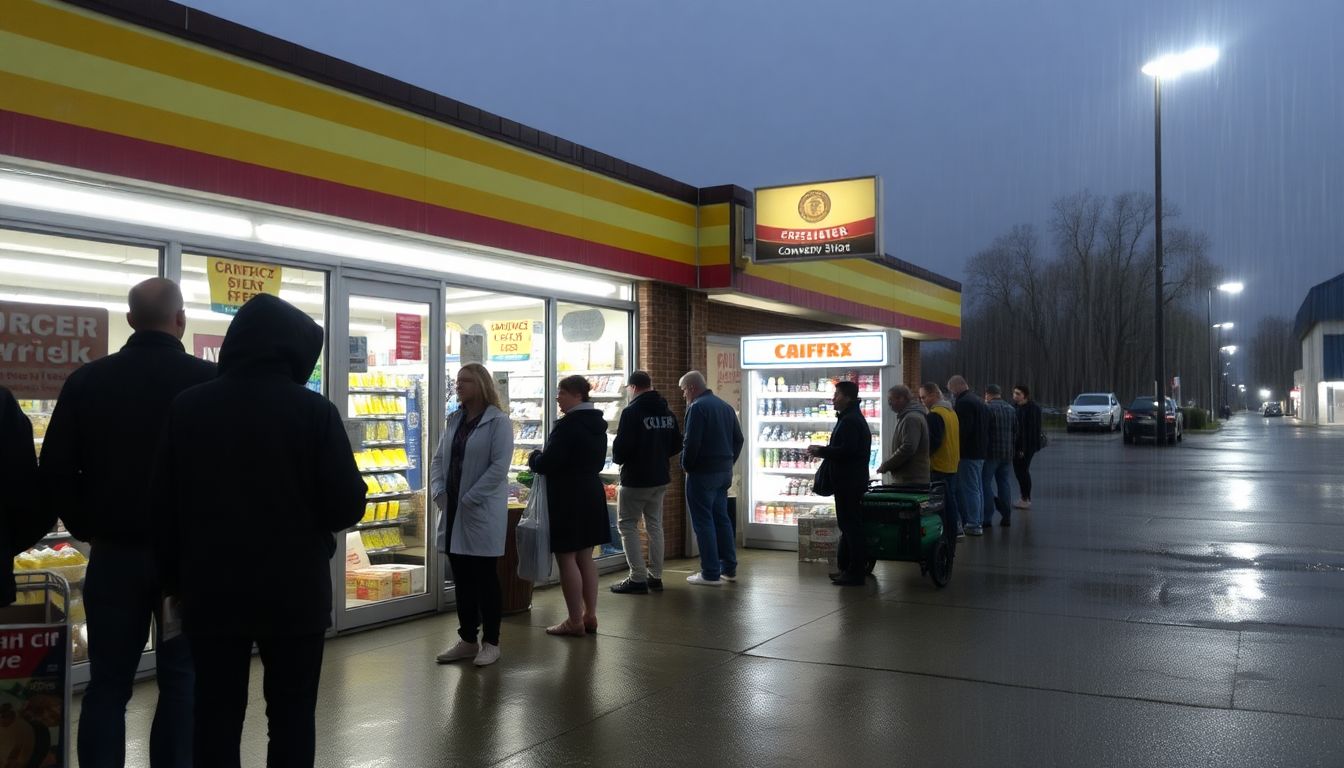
[740,332,887,369]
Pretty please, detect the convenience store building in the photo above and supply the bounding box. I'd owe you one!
[0,0,961,678]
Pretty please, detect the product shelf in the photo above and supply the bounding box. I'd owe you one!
[359,466,412,474]
[758,467,822,476]
[365,491,416,502]
[756,495,833,504]
[354,518,410,530]
[349,388,410,395]
[349,414,407,420]
[364,545,408,555]
[362,440,405,448]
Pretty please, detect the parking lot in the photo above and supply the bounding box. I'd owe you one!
[77,415,1344,767]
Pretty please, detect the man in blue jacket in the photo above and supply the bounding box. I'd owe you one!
[610,371,681,594]
[678,370,744,586]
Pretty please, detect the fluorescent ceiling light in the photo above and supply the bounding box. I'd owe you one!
[0,239,157,268]
[0,292,126,314]
[445,296,543,314]
[0,176,254,238]
[257,222,619,298]
[349,296,429,316]
[0,257,140,288]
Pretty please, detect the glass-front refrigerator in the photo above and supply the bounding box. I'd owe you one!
[739,331,900,550]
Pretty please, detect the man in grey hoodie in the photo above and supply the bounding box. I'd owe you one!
[878,385,930,486]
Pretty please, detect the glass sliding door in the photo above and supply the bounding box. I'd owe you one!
[338,279,440,628]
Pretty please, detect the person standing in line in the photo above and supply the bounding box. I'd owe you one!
[808,380,874,586]
[609,371,681,595]
[981,384,1019,528]
[947,375,990,536]
[41,278,215,768]
[678,370,744,586]
[876,385,930,486]
[919,383,962,546]
[1,387,53,607]
[1013,385,1044,509]
[529,375,610,636]
[430,363,514,666]
[150,294,366,768]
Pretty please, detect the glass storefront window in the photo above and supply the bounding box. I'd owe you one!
[1,227,163,663]
[442,290,546,588]
[556,302,631,560]
[344,292,432,608]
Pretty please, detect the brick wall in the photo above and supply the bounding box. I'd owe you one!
[633,284,858,560]
[903,338,921,389]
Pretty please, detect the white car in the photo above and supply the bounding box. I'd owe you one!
[1066,392,1123,432]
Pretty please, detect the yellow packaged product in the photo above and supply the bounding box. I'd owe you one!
[388,500,400,520]
[393,474,411,492]
[361,504,375,523]
[376,421,391,441]
[374,502,389,522]
[363,476,380,495]
[377,475,397,493]
[392,448,409,466]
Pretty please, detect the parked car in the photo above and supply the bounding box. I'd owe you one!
[1123,397,1184,445]
[1262,402,1283,417]
[1066,392,1123,432]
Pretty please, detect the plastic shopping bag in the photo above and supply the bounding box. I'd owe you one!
[516,476,552,582]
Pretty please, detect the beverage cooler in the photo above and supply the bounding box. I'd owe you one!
[739,331,900,550]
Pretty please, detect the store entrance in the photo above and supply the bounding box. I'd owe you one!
[336,279,442,631]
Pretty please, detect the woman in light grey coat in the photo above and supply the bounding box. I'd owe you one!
[429,363,514,667]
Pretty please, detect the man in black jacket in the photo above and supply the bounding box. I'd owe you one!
[0,387,53,607]
[41,278,215,768]
[152,293,365,768]
[948,375,990,536]
[609,371,681,595]
[1013,385,1044,509]
[808,380,873,586]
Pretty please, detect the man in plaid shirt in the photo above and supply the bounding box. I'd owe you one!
[981,384,1019,527]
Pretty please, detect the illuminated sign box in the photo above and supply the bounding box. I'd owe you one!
[753,176,881,264]
[740,332,888,369]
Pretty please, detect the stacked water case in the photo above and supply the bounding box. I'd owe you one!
[739,331,900,550]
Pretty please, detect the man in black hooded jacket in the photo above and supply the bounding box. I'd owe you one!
[609,371,681,594]
[151,293,365,768]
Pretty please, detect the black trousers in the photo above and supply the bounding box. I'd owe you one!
[449,553,502,645]
[834,488,868,578]
[1013,451,1037,500]
[190,631,325,768]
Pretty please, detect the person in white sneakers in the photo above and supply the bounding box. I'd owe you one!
[430,363,515,667]
[1012,384,1043,510]
[678,371,744,586]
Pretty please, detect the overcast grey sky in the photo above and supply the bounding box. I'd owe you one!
[186,0,1342,332]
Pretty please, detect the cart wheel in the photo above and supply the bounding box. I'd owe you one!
[929,539,952,588]
[865,558,877,574]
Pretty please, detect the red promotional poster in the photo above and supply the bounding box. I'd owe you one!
[0,301,109,400]
[395,314,421,361]
[0,625,69,767]
[192,333,227,363]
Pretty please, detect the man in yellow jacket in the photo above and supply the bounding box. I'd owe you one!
[919,383,961,549]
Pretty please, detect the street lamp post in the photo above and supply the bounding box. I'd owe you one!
[1144,46,1218,444]
[1220,345,1238,411]
[1207,282,1242,420]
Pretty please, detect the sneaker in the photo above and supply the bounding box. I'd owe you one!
[647,577,664,592]
[967,526,984,536]
[686,572,723,586]
[436,639,478,664]
[610,577,649,595]
[721,572,738,583]
[1014,499,1032,509]
[473,642,500,667]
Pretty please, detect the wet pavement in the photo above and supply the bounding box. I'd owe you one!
[75,415,1344,766]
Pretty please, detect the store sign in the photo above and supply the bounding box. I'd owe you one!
[206,256,282,315]
[0,300,109,399]
[193,333,226,363]
[740,332,887,369]
[488,319,532,361]
[395,314,421,361]
[753,176,880,263]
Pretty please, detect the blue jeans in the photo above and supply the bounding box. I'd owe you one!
[685,469,736,580]
[78,545,194,768]
[981,459,1014,524]
[956,459,985,530]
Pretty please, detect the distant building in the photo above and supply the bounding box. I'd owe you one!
[1294,272,1344,425]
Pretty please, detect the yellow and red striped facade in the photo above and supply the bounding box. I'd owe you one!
[0,0,960,338]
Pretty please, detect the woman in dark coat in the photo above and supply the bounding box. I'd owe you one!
[529,375,609,637]
[0,387,50,607]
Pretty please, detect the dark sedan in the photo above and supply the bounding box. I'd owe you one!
[1123,397,1184,445]
[1263,402,1283,417]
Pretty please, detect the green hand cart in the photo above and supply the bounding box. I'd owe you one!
[861,482,952,588]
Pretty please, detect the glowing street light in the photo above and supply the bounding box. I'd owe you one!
[1148,45,1220,440]
[1221,345,1238,354]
